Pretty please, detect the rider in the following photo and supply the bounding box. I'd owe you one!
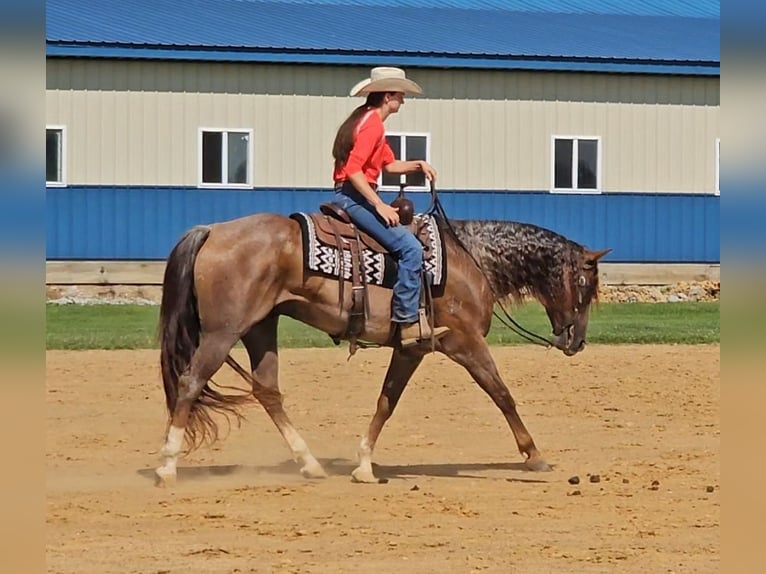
[330,67,450,348]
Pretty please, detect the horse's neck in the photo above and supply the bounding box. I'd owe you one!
[451,220,566,303]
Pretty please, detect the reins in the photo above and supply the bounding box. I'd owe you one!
[425,182,552,349]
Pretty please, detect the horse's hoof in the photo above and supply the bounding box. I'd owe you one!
[300,461,328,479]
[351,467,379,484]
[155,467,177,488]
[525,456,552,472]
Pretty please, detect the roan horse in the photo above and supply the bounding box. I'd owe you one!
[155,209,609,485]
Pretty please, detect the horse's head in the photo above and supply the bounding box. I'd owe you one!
[446,220,612,356]
[546,248,611,356]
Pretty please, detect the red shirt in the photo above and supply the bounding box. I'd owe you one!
[333,109,395,185]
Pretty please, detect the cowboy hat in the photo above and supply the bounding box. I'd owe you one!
[350,67,423,97]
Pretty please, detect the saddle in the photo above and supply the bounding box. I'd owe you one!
[310,195,435,355]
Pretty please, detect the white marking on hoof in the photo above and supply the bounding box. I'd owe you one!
[351,467,379,484]
[155,466,177,488]
[161,426,185,455]
[525,456,552,472]
[300,460,328,479]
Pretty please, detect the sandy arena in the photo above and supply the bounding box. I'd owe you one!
[47,345,719,574]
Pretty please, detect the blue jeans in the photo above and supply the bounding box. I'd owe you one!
[330,187,423,323]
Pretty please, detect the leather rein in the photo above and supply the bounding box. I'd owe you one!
[424,182,552,349]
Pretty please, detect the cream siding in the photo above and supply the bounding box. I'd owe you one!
[47,60,720,193]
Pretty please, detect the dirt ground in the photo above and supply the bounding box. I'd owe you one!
[47,345,719,574]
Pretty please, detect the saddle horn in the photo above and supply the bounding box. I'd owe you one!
[390,183,415,226]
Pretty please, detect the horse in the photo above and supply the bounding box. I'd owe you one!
[154,210,610,485]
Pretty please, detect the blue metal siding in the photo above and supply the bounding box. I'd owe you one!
[46,187,720,262]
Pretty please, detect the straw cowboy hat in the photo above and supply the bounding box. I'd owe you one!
[350,67,423,97]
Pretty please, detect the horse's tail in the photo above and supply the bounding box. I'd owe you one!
[159,225,210,416]
[159,225,251,450]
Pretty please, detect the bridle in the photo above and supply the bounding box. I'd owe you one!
[425,182,553,348]
[575,273,587,312]
[549,271,593,340]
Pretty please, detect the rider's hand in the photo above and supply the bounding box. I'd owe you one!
[418,160,438,183]
[375,202,400,227]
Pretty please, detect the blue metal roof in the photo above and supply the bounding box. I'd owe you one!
[228,0,720,18]
[46,0,720,74]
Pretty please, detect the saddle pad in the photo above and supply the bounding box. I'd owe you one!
[290,212,446,289]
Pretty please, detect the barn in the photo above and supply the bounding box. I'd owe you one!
[45,0,720,283]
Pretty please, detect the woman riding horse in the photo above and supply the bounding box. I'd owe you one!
[153,68,611,486]
[330,67,450,348]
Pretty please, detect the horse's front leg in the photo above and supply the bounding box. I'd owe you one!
[439,331,552,471]
[352,347,425,483]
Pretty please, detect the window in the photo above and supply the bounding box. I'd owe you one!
[551,136,601,192]
[198,128,252,188]
[380,132,430,191]
[46,126,66,186]
[715,138,720,195]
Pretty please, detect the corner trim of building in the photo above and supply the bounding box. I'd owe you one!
[45,261,720,287]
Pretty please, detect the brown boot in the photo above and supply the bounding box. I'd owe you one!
[399,311,450,348]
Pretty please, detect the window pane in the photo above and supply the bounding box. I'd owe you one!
[404,136,426,161]
[202,131,223,183]
[405,170,426,188]
[46,129,61,183]
[227,132,249,184]
[577,139,598,189]
[554,139,573,189]
[386,135,401,158]
[404,136,427,187]
[382,135,401,187]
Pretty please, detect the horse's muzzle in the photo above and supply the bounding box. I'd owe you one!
[551,324,586,356]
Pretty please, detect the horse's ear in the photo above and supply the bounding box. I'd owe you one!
[583,248,612,269]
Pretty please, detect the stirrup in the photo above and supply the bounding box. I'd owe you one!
[399,309,449,349]
[400,325,450,349]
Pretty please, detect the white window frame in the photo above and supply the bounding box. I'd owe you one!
[197,127,253,189]
[46,125,67,187]
[715,138,720,196]
[550,135,602,194]
[378,131,432,192]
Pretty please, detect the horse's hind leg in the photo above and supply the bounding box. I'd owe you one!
[156,331,239,485]
[351,347,425,484]
[440,332,551,471]
[241,316,326,479]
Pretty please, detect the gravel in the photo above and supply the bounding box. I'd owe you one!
[598,281,719,303]
[46,281,720,306]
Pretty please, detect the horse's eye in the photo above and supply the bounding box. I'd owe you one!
[578,275,586,287]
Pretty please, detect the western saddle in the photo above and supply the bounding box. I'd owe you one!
[311,192,436,355]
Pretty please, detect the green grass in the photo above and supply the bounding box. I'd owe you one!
[46,301,719,350]
[46,304,161,350]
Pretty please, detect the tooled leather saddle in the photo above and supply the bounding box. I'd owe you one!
[309,197,436,355]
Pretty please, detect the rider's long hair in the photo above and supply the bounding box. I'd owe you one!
[332,92,387,170]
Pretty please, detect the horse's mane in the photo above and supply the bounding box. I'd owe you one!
[447,219,593,304]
